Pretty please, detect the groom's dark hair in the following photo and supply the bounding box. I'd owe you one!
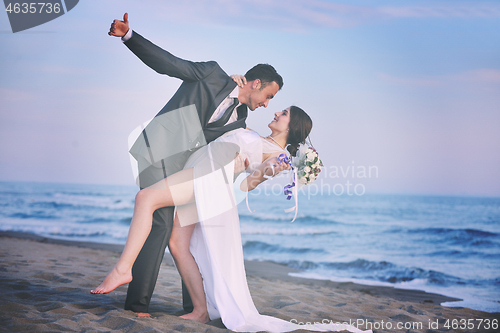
[245,64,283,90]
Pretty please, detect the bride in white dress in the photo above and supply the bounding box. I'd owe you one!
[91,105,369,333]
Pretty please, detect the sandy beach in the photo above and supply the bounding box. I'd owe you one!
[0,231,498,333]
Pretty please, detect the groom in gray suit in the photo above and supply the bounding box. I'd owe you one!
[109,13,283,317]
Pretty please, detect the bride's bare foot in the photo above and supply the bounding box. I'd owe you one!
[90,266,132,294]
[180,311,210,324]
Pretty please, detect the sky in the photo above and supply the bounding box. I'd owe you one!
[1,0,499,197]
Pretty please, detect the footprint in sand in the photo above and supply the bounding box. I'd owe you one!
[33,272,72,283]
[63,272,85,278]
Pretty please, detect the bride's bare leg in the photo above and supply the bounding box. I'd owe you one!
[169,214,209,323]
[91,168,194,294]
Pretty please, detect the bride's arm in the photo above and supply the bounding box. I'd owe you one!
[239,155,290,191]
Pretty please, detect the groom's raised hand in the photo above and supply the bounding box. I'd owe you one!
[108,13,129,37]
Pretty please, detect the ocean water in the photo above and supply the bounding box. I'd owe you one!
[1,181,499,313]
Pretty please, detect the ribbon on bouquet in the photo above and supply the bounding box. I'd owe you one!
[283,167,299,223]
[261,153,289,180]
[246,153,299,223]
[278,154,299,223]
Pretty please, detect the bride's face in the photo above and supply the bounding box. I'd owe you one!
[268,107,291,134]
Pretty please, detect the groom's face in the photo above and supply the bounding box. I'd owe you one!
[246,81,280,111]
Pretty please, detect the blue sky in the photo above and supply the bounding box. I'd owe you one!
[1,0,499,196]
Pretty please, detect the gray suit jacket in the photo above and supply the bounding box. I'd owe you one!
[125,31,247,181]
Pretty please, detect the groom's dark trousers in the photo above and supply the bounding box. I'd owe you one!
[122,31,248,313]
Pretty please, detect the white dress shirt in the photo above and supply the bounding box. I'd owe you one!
[207,86,240,125]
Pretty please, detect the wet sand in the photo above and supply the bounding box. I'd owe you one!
[0,231,498,332]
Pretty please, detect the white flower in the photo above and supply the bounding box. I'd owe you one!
[303,166,311,173]
[306,153,315,162]
[299,176,308,184]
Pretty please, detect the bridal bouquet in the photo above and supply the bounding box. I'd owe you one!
[279,144,322,222]
[292,145,323,186]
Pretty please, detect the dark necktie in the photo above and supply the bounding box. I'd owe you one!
[236,104,247,120]
[208,98,239,128]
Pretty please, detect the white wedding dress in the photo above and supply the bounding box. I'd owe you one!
[177,128,370,333]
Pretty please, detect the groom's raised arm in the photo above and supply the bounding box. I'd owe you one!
[123,31,218,82]
[109,13,218,82]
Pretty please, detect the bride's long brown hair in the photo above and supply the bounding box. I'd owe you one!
[286,106,312,157]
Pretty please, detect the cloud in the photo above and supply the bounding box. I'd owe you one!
[36,65,91,75]
[0,88,38,102]
[144,0,500,31]
[377,73,442,87]
[378,68,500,87]
[453,68,500,83]
[377,4,500,18]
